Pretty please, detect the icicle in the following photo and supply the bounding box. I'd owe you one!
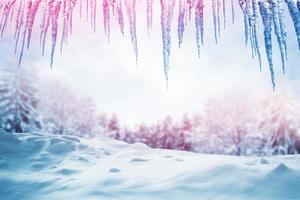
[1,0,300,89]
[285,0,300,50]
[251,0,262,71]
[216,0,221,37]
[178,0,185,47]
[0,0,17,36]
[277,0,287,59]
[40,0,47,45]
[41,0,52,56]
[239,0,249,46]
[14,0,25,55]
[124,0,138,63]
[110,0,116,14]
[85,0,88,21]
[80,0,82,17]
[254,27,262,71]
[222,0,226,29]
[26,0,41,49]
[272,0,287,73]
[9,1,15,26]
[18,0,31,66]
[247,0,255,48]
[195,0,204,57]
[259,0,276,90]
[93,0,97,32]
[249,23,255,58]
[212,0,218,43]
[231,0,234,24]
[60,0,68,53]
[103,0,110,41]
[160,0,176,81]
[147,0,153,35]
[68,0,77,35]
[186,0,193,21]
[89,0,96,32]
[116,0,124,35]
[50,1,62,67]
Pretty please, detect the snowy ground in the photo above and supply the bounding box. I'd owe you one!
[0,133,300,200]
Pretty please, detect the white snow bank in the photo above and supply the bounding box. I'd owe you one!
[0,133,300,200]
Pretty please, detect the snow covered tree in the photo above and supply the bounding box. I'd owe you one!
[39,81,98,137]
[143,121,166,148]
[203,92,259,155]
[106,114,121,139]
[74,97,98,138]
[97,113,120,138]
[259,92,300,155]
[0,64,40,133]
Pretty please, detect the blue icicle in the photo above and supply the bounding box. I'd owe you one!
[259,0,276,90]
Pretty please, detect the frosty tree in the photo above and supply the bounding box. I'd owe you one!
[0,64,40,133]
[39,81,98,137]
[0,0,299,88]
[203,92,259,155]
[259,92,300,155]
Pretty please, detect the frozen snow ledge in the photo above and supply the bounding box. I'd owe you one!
[0,133,300,200]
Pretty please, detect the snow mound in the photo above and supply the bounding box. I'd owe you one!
[1,133,300,200]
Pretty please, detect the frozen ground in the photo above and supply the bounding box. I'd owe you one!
[0,133,300,200]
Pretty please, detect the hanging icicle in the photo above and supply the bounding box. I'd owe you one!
[286,0,300,50]
[160,0,176,82]
[178,0,185,47]
[222,0,226,29]
[124,0,138,64]
[116,0,124,35]
[147,0,153,35]
[103,0,110,41]
[0,0,300,89]
[231,0,235,24]
[272,0,287,73]
[195,0,204,57]
[212,0,218,43]
[50,0,61,67]
[259,0,275,90]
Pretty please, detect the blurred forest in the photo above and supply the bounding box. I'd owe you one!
[1,65,300,156]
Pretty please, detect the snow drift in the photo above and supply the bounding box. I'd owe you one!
[0,133,300,200]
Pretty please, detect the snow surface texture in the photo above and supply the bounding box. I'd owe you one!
[0,0,300,88]
[1,133,300,200]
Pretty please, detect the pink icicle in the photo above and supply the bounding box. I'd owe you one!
[14,0,25,54]
[1,0,17,36]
[147,0,153,35]
[26,0,41,49]
[50,0,61,67]
[178,0,185,47]
[116,0,124,35]
[18,0,31,65]
[103,0,110,41]
[195,0,204,57]
[41,0,52,56]
[160,0,176,82]
[124,0,138,63]
[186,0,194,21]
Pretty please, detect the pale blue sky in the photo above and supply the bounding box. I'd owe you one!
[0,2,299,125]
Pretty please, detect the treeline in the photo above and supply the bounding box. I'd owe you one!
[1,65,300,156]
[0,65,98,138]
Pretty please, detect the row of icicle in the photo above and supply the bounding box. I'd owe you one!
[0,0,300,89]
